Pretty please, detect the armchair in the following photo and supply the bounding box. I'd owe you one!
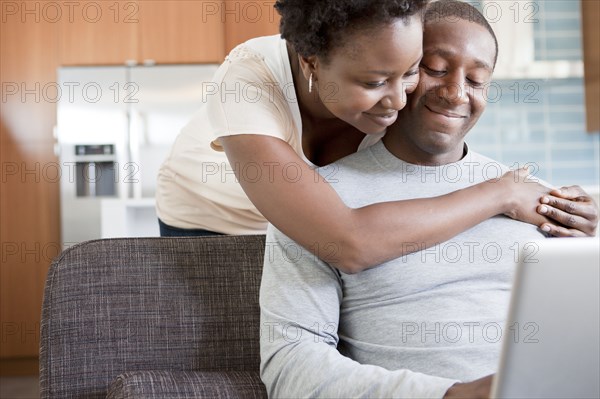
[39,235,267,398]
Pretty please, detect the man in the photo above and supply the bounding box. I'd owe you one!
[259,1,596,398]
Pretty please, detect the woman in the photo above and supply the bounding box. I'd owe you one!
[157,0,597,273]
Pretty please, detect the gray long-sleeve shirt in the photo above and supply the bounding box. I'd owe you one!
[260,141,547,398]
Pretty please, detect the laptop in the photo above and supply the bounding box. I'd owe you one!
[491,237,600,399]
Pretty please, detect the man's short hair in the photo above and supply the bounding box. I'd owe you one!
[425,0,499,68]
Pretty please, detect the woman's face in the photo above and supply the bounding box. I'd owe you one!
[312,16,423,135]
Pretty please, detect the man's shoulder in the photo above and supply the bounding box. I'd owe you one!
[465,149,508,170]
[467,149,552,187]
[316,143,386,182]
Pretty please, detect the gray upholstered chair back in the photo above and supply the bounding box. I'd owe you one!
[40,235,266,398]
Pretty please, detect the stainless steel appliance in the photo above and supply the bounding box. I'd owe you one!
[56,64,219,245]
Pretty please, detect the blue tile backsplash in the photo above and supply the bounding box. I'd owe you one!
[467,1,599,188]
[534,0,582,61]
[469,78,600,187]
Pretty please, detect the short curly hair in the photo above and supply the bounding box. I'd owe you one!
[275,0,428,62]
[425,0,498,68]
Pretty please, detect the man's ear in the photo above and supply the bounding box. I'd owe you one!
[298,55,319,82]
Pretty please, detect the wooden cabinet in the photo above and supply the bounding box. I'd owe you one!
[59,0,279,66]
[137,1,226,64]
[59,0,225,65]
[1,0,60,373]
[59,1,138,65]
[223,0,281,54]
[581,0,600,133]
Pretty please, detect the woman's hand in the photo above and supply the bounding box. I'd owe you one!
[500,167,553,227]
[537,186,599,237]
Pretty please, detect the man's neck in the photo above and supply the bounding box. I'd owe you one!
[382,132,467,166]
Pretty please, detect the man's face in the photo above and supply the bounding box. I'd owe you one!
[389,18,496,165]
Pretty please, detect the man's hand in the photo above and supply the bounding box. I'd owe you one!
[538,186,599,237]
[444,374,493,399]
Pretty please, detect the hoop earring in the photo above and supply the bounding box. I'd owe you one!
[308,73,313,93]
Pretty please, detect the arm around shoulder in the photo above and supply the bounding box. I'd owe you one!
[222,135,554,272]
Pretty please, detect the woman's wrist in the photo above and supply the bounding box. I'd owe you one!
[480,176,514,216]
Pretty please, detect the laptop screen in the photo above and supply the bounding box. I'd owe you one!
[491,237,600,399]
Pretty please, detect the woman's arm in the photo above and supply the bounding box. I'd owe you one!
[221,135,551,273]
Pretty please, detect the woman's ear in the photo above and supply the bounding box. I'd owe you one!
[298,55,319,82]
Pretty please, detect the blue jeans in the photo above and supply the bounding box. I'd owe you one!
[158,219,224,237]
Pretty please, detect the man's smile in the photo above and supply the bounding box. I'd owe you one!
[424,104,467,119]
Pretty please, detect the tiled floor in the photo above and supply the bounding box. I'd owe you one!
[0,377,39,399]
